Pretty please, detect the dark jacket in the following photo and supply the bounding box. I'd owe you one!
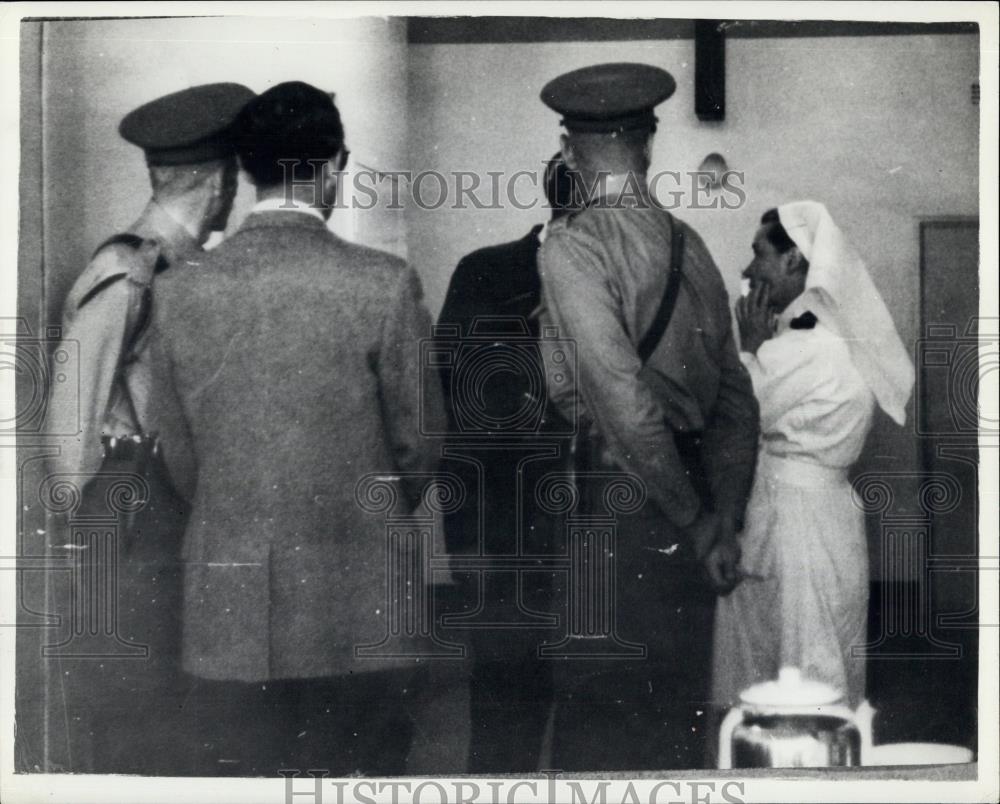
[436,224,565,557]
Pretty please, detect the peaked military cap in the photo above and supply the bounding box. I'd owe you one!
[540,63,676,133]
[119,83,256,166]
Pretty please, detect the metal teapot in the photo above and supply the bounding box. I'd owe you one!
[718,667,875,768]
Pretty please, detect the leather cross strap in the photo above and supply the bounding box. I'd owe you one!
[101,236,162,432]
[637,215,685,364]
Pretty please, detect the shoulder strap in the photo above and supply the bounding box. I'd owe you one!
[92,232,146,258]
[637,216,685,364]
[102,236,162,430]
[122,239,162,352]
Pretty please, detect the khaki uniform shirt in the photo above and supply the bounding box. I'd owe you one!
[539,187,759,528]
[45,201,201,480]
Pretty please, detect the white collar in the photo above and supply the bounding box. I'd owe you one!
[251,197,326,223]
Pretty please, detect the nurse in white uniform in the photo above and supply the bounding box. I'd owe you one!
[712,201,914,707]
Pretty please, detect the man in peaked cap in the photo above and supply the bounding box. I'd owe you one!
[47,82,254,484]
[43,82,254,774]
[536,63,760,770]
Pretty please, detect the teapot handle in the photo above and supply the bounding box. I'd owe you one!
[855,699,876,765]
[819,702,876,765]
[717,707,743,769]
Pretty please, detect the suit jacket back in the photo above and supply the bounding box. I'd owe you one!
[150,210,442,682]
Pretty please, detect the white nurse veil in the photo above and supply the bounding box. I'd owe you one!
[777,200,915,426]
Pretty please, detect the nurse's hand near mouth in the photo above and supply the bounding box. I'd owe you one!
[735,282,774,355]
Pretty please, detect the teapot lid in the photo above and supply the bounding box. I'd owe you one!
[739,667,844,709]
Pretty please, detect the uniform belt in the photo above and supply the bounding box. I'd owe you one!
[102,433,160,461]
[758,452,849,488]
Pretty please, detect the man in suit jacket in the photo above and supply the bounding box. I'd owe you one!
[147,82,445,776]
[436,156,576,773]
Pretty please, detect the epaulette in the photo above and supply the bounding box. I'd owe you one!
[789,311,818,330]
[77,235,163,309]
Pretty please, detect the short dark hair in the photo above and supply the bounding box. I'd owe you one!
[236,81,344,188]
[761,208,810,272]
[760,208,799,253]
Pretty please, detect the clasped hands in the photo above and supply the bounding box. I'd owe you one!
[686,508,743,595]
